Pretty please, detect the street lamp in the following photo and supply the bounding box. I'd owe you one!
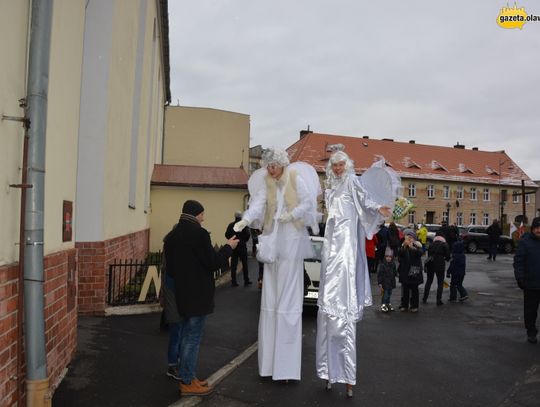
[446,202,451,223]
[499,159,507,223]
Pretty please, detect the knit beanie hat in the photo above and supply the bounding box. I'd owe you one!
[182,200,204,216]
[403,228,416,240]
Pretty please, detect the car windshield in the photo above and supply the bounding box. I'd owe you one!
[308,240,323,261]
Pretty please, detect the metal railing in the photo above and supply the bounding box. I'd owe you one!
[107,249,227,306]
[107,252,163,306]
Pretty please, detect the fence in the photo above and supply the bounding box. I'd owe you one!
[107,252,163,306]
[107,250,228,306]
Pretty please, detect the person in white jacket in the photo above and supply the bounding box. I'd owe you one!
[234,148,318,381]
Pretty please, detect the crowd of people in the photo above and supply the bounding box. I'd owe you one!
[159,147,540,399]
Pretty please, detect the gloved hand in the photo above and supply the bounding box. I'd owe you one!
[517,279,525,290]
[233,219,249,232]
[278,212,294,223]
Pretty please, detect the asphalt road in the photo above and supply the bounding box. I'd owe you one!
[52,254,540,407]
[194,253,540,407]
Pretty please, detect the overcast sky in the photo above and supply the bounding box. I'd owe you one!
[168,0,540,179]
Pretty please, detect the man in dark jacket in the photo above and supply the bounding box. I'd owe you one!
[225,211,252,287]
[486,219,502,261]
[164,200,239,395]
[514,217,540,344]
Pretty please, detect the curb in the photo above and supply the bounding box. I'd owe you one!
[169,342,258,407]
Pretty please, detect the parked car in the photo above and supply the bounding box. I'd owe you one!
[304,236,323,306]
[423,224,441,248]
[459,226,514,254]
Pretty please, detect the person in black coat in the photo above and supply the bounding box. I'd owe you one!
[398,229,424,312]
[486,219,502,261]
[225,211,252,287]
[422,235,450,306]
[447,240,468,303]
[164,200,239,396]
[513,217,540,343]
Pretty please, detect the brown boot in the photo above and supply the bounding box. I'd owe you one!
[179,381,213,396]
[193,377,209,387]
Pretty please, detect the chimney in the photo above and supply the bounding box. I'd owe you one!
[299,125,313,139]
[362,135,369,139]
[409,140,415,144]
[382,138,394,142]
[472,147,478,151]
[454,142,465,149]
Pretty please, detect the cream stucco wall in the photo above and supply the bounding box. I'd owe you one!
[76,0,166,243]
[164,106,250,168]
[103,0,165,239]
[44,0,86,255]
[0,1,29,266]
[149,187,249,252]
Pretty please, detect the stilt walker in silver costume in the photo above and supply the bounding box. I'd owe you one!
[316,148,400,398]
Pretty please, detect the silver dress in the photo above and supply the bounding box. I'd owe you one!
[316,173,384,385]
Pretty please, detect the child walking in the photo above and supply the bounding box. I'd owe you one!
[377,248,397,312]
[447,240,469,302]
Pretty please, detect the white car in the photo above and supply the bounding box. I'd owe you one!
[304,236,324,306]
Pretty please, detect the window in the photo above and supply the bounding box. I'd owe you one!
[526,194,530,204]
[443,185,450,199]
[483,188,490,202]
[442,211,449,223]
[483,213,490,226]
[513,191,519,203]
[457,186,463,200]
[456,212,463,226]
[408,183,416,197]
[470,187,477,201]
[408,210,416,225]
[427,185,435,198]
[470,212,477,225]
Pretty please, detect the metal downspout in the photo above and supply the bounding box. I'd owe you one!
[24,0,53,405]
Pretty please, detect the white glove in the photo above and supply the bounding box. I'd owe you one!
[233,219,249,232]
[278,212,294,223]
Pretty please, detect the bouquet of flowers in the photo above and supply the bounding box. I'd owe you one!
[392,196,415,221]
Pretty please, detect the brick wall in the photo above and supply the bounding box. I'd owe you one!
[0,248,78,407]
[0,264,19,407]
[44,249,78,394]
[76,228,150,315]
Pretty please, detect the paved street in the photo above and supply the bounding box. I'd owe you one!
[53,254,540,407]
[195,254,540,407]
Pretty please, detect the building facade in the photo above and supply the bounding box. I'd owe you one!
[149,106,250,250]
[287,131,537,232]
[0,1,170,405]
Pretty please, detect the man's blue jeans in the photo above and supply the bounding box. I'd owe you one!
[167,321,182,367]
[169,315,206,384]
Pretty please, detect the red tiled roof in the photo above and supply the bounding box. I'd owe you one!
[151,164,248,188]
[287,133,536,188]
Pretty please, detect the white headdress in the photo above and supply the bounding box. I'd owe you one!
[260,148,290,168]
[325,150,355,188]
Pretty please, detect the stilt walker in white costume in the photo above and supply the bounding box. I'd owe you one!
[233,149,321,381]
[316,147,400,397]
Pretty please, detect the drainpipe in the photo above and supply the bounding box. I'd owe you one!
[24,0,53,406]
